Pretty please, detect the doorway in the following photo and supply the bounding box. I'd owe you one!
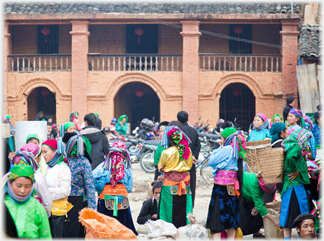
[219,83,255,131]
[114,82,160,131]
[27,87,56,122]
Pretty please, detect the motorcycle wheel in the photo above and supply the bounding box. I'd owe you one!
[140,151,156,173]
[200,158,214,186]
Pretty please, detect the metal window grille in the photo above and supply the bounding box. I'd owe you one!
[229,24,252,55]
[219,83,255,131]
[37,25,59,54]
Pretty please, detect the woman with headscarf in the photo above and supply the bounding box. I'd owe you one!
[70,111,82,131]
[303,116,317,160]
[26,133,48,176]
[287,108,305,134]
[115,114,129,135]
[205,128,245,239]
[3,165,52,239]
[157,124,193,228]
[270,122,289,147]
[312,111,322,149]
[59,122,77,138]
[11,143,52,217]
[280,128,313,239]
[248,113,271,142]
[42,139,72,238]
[272,114,284,123]
[240,171,279,237]
[62,133,96,238]
[93,141,137,235]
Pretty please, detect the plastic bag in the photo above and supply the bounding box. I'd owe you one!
[79,208,137,239]
[146,219,177,239]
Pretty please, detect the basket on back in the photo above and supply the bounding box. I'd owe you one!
[245,139,285,184]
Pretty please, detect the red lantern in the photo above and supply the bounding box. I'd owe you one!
[134,27,144,43]
[135,89,144,98]
[234,26,243,40]
[41,88,50,96]
[232,89,242,96]
[41,27,51,43]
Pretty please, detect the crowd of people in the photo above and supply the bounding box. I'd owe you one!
[2,96,322,239]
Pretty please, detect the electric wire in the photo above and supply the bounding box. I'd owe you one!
[145,18,298,50]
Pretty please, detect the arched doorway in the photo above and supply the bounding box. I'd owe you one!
[114,82,160,131]
[27,87,56,122]
[219,83,255,131]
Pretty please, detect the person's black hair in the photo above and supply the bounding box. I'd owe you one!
[84,113,96,126]
[47,121,52,126]
[286,96,295,105]
[177,111,189,124]
[317,104,322,111]
[237,157,244,203]
[278,126,288,139]
[294,219,315,231]
[152,181,162,193]
[168,120,183,131]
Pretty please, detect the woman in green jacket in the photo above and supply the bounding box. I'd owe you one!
[240,171,280,237]
[279,128,313,239]
[115,115,129,135]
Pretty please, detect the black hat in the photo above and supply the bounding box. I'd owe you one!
[293,213,315,228]
[158,121,169,130]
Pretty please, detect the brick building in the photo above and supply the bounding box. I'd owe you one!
[4,2,308,130]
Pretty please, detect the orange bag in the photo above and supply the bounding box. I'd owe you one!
[79,208,137,239]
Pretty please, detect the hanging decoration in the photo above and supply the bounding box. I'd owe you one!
[41,88,50,104]
[135,89,144,98]
[41,27,51,43]
[134,27,144,43]
[232,88,242,96]
[234,26,243,41]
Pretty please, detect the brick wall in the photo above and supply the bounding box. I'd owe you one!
[199,24,229,53]
[252,24,281,55]
[159,24,182,54]
[11,25,37,54]
[59,25,72,54]
[89,25,124,53]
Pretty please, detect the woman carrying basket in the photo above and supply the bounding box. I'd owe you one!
[205,128,244,239]
[280,128,313,239]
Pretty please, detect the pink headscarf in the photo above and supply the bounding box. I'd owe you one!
[256,113,267,122]
[12,143,41,165]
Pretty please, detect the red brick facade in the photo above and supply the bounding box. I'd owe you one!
[4,13,300,129]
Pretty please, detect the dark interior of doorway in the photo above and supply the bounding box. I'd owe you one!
[27,87,56,122]
[219,83,255,131]
[126,24,158,53]
[114,82,160,131]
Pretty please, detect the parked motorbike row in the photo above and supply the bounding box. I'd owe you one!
[106,117,246,175]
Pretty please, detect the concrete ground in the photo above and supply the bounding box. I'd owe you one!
[127,163,298,239]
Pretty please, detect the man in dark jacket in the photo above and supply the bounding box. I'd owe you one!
[283,96,295,122]
[177,111,201,208]
[80,113,110,170]
[137,182,162,225]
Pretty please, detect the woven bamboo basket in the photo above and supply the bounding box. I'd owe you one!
[257,148,285,184]
[246,139,271,172]
[265,201,281,213]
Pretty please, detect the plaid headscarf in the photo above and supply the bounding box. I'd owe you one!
[252,113,270,131]
[102,141,131,188]
[289,108,306,128]
[222,128,247,162]
[66,134,91,157]
[161,125,191,160]
[304,116,314,131]
[282,128,312,152]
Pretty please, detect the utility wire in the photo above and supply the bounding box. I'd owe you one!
[146,18,298,51]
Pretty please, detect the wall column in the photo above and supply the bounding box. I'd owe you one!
[4,22,10,115]
[70,21,90,120]
[280,19,299,104]
[181,21,201,122]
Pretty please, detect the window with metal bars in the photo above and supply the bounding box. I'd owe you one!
[229,24,252,54]
[37,25,59,54]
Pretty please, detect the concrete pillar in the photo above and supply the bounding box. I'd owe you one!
[181,21,201,122]
[280,19,299,105]
[70,21,90,120]
[4,22,10,115]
